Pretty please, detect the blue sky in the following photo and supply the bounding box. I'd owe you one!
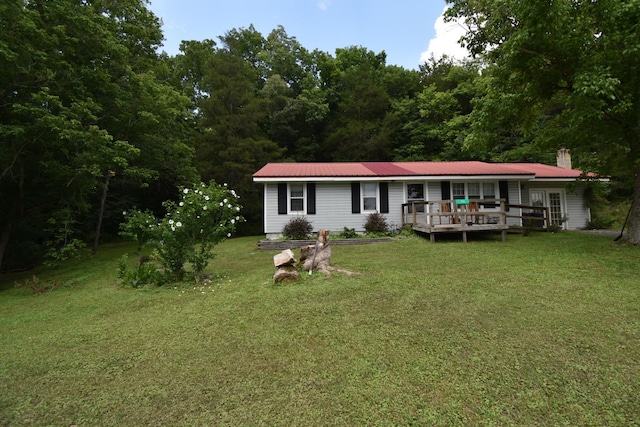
[147,0,469,70]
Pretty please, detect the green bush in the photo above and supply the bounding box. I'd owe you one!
[282,216,313,240]
[117,254,166,288]
[364,212,389,235]
[120,181,244,283]
[336,227,358,239]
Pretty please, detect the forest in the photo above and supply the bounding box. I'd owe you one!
[2,0,639,272]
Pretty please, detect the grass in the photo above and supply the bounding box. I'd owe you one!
[1,232,639,426]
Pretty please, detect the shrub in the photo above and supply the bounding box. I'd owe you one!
[364,212,389,235]
[282,216,313,240]
[117,254,166,288]
[336,227,358,239]
[120,181,244,283]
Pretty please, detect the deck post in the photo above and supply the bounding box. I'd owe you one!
[430,232,435,243]
[501,229,506,242]
[462,231,467,242]
[412,203,417,225]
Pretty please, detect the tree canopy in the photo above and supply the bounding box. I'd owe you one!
[2,0,636,271]
[446,0,640,243]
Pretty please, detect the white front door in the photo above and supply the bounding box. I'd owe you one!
[530,190,566,229]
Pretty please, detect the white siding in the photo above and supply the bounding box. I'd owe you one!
[262,179,590,236]
[426,182,442,201]
[505,181,522,226]
[263,181,404,236]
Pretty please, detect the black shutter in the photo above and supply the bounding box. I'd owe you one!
[307,183,316,215]
[277,183,287,215]
[380,182,389,213]
[441,181,451,200]
[499,180,510,211]
[351,182,361,214]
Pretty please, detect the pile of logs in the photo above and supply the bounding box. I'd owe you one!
[273,249,300,283]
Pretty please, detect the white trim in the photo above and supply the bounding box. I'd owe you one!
[263,183,268,233]
[288,182,306,215]
[530,188,568,229]
[361,182,379,213]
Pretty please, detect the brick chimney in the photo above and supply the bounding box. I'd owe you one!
[557,148,572,169]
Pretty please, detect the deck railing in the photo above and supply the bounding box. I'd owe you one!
[401,199,508,228]
[506,204,551,231]
[401,199,551,231]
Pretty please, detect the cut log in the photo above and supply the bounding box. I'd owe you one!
[273,249,296,267]
[273,265,300,283]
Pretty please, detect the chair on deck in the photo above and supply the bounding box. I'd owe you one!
[439,202,451,224]
[440,202,461,224]
[467,202,485,224]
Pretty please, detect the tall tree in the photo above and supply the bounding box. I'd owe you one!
[447,0,640,243]
[0,0,195,270]
[195,49,283,234]
[323,47,392,161]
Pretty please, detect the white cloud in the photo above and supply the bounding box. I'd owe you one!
[318,1,330,11]
[420,7,469,63]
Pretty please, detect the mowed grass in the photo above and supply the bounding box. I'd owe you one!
[1,232,639,426]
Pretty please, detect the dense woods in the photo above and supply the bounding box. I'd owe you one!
[1,0,639,271]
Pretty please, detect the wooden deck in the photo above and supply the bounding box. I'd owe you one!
[402,199,510,242]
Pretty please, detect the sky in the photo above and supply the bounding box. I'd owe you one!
[147,0,469,70]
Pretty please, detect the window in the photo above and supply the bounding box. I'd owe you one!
[452,183,466,200]
[482,183,496,200]
[362,182,377,211]
[289,183,304,212]
[468,183,480,199]
[450,182,498,205]
[407,183,425,213]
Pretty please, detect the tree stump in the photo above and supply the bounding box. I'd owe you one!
[273,249,300,283]
[300,229,331,273]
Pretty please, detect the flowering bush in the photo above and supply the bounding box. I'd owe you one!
[120,181,244,283]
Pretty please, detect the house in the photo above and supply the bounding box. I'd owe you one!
[253,154,603,240]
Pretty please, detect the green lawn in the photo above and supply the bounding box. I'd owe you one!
[1,232,639,426]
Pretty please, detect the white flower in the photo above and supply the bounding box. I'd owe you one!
[179,202,184,206]
[204,196,210,201]
[220,202,224,207]
[223,198,228,203]
[228,204,232,208]
[171,226,175,231]
[227,232,231,237]
[224,183,228,187]
[236,207,240,212]
[203,206,207,210]
[122,211,127,216]
[236,216,240,220]
[183,188,189,194]
[168,219,174,225]
[176,221,182,227]
[231,219,235,224]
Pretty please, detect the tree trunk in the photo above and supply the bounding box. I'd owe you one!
[625,170,640,245]
[0,217,13,272]
[92,172,112,254]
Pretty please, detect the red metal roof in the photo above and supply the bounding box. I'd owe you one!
[253,161,588,179]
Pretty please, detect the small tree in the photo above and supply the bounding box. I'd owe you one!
[120,181,244,283]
